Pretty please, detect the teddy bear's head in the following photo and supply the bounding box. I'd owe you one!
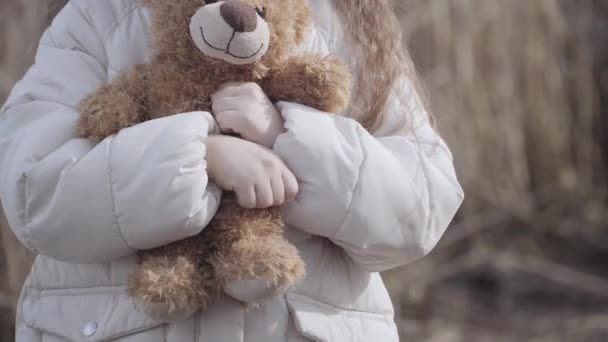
[145,0,311,73]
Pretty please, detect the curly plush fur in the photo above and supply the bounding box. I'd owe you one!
[78,0,352,320]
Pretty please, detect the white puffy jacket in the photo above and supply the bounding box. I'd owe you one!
[0,0,464,341]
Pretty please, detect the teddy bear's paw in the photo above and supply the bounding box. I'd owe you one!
[269,54,352,115]
[288,55,352,114]
[78,84,142,142]
[222,258,305,304]
[216,235,306,304]
[313,56,353,114]
[128,255,211,321]
[224,278,288,304]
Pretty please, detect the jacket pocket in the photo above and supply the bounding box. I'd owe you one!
[284,292,399,342]
[20,285,166,341]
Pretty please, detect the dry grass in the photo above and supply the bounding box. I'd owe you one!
[0,2,58,339]
[1,0,607,341]
[396,0,603,212]
[385,1,608,340]
[0,0,45,290]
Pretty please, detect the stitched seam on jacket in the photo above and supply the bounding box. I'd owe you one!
[26,328,66,341]
[97,1,144,71]
[107,136,133,250]
[194,311,201,342]
[69,1,110,69]
[102,3,143,72]
[418,152,439,252]
[100,2,143,41]
[105,324,164,341]
[333,124,365,237]
[21,170,40,254]
[38,284,126,294]
[287,292,392,318]
[22,321,163,341]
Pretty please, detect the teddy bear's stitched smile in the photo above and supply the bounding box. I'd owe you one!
[199,26,265,59]
[189,1,270,65]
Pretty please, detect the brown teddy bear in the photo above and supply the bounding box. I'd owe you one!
[77,0,352,321]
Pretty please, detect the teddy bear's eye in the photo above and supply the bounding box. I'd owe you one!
[255,6,266,19]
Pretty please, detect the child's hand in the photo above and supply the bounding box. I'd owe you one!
[211,82,285,148]
[206,135,298,209]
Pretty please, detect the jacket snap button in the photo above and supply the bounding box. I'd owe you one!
[83,321,98,337]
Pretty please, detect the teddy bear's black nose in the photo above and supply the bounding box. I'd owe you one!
[220,0,258,33]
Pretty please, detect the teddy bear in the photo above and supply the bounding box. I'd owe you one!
[77,0,352,321]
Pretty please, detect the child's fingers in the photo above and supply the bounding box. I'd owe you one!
[282,170,299,202]
[214,110,239,132]
[214,81,247,97]
[236,185,257,209]
[270,175,285,206]
[211,96,239,113]
[254,181,274,208]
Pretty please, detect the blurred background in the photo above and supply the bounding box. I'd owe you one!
[1,0,607,341]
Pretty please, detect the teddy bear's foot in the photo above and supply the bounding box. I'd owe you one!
[128,254,211,321]
[224,278,290,304]
[215,234,306,304]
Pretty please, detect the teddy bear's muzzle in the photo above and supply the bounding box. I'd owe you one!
[189,0,270,65]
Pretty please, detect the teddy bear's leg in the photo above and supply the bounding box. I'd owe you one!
[209,200,305,304]
[263,54,352,114]
[128,238,214,321]
[78,64,152,143]
[220,232,306,304]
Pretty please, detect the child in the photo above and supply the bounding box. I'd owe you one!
[0,0,464,341]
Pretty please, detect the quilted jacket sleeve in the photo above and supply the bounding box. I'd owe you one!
[0,2,221,263]
[273,78,464,272]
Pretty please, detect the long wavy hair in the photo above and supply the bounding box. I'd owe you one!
[334,0,423,132]
[46,0,423,132]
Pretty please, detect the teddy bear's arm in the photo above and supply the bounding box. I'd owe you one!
[78,64,152,143]
[262,54,352,114]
